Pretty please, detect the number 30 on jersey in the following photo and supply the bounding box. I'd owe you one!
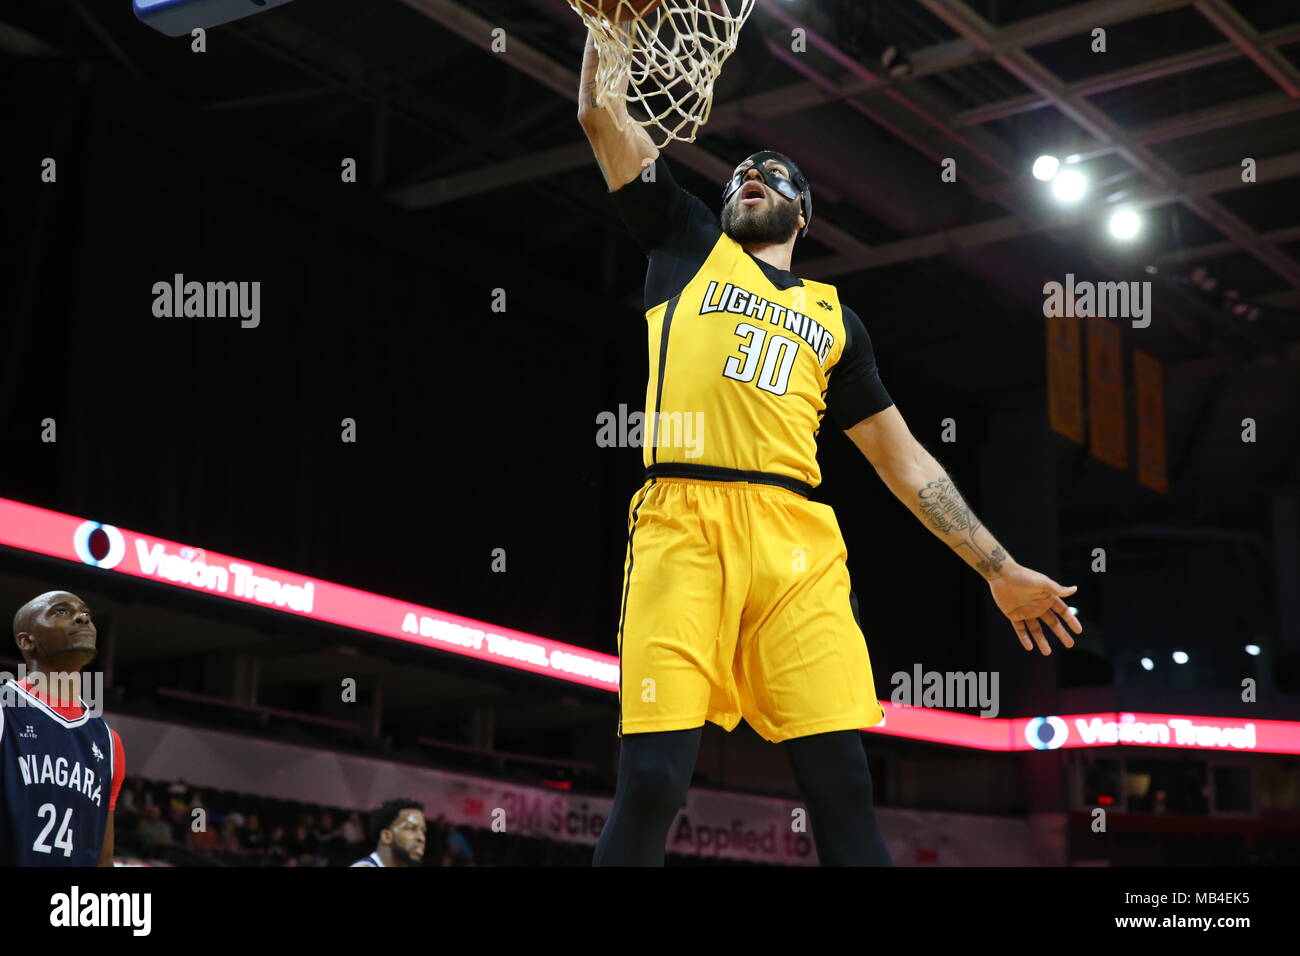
[722,322,800,396]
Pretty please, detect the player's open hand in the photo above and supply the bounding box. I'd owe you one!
[987,564,1082,655]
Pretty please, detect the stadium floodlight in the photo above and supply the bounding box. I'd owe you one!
[1032,155,1061,181]
[1108,208,1141,240]
[1172,650,1189,664]
[1140,657,1154,671]
[1051,169,1087,202]
[1245,644,1261,656]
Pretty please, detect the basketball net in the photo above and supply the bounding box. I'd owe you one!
[570,0,756,147]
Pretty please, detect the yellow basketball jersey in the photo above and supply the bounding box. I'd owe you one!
[643,233,845,487]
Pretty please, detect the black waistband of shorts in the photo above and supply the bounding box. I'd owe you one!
[645,463,814,498]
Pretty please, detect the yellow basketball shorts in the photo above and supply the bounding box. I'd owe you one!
[615,475,885,743]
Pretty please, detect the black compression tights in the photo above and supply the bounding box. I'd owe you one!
[592,727,893,866]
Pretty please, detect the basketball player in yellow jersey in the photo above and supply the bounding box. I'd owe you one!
[577,31,1082,867]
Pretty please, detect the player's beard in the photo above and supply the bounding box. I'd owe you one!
[721,192,801,246]
[392,842,422,866]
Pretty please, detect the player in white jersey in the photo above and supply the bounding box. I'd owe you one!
[350,799,426,867]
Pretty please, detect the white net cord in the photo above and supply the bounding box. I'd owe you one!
[570,0,757,148]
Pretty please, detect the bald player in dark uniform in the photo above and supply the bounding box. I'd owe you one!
[2,591,125,866]
[577,30,1083,866]
[350,799,426,867]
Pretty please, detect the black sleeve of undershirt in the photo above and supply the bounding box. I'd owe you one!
[607,156,724,310]
[825,304,894,430]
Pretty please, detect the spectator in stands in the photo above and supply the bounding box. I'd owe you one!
[114,776,147,844]
[314,811,341,854]
[118,776,149,818]
[185,791,210,832]
[167,801,190,844]
[167,779,189,814]
[137,804,173,850]
[189,816,220,852]
[306,812,328,856]
[340,811,364,847]
[349,798,426,867]
[243,813,267,855]
[446,825,475,866]
[288,824,312,860]
[266,825,288,861]
[219,819,243,855]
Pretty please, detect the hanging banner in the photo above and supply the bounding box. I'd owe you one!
[1046,312,1084,443]
[1086,315,1127,468]
[1133,349,1168,493]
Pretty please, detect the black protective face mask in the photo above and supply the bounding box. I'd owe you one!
[721,150,812,239]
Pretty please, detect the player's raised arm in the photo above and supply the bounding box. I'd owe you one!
[576,29,660,191]
[844,406,1083,656]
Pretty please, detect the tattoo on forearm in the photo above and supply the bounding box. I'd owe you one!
[916,476,1008,577]
[975,546,1008,577]
[917,476,974,534]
